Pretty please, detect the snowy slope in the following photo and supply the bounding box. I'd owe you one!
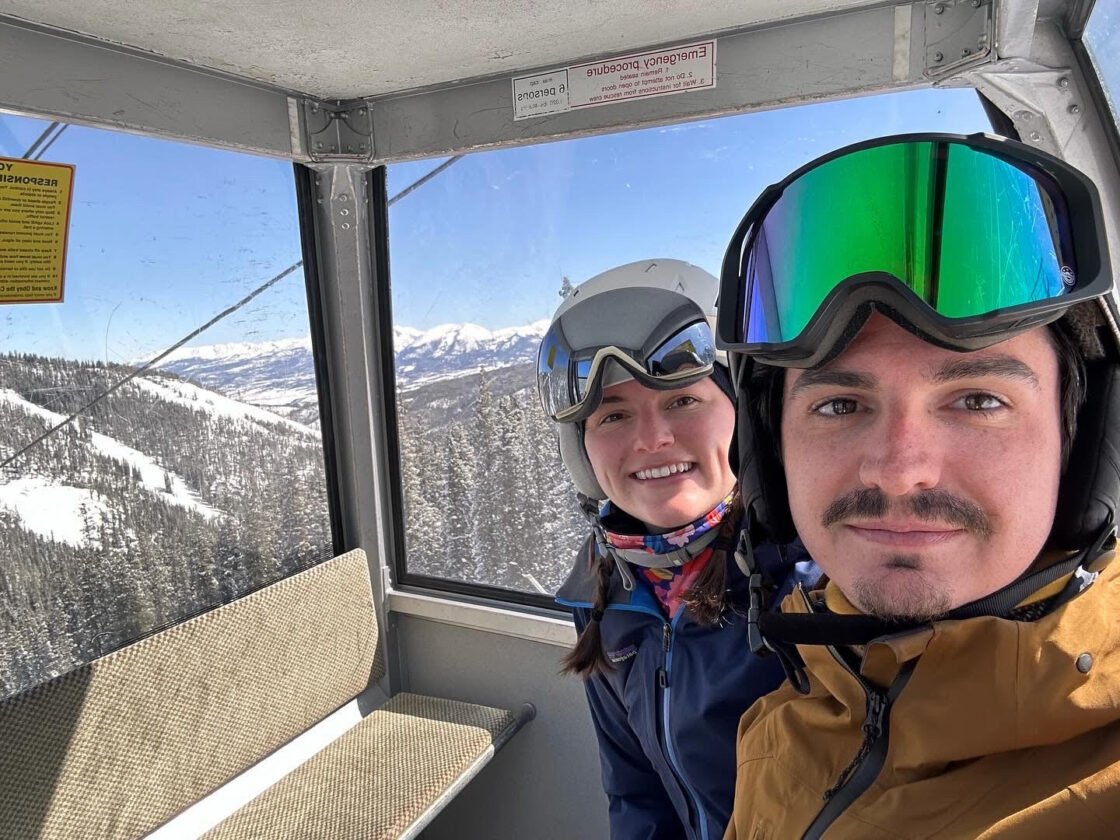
[0,387,221,546]
[0,479,108,548]
[130,375,318,437]
[154,337,319,418]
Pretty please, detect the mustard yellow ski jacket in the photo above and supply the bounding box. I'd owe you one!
[724,553,1120,839]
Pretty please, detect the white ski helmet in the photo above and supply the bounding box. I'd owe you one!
[537,258,728,500]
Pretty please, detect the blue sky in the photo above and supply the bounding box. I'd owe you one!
[0,86,991,362]
[387,87,992,332]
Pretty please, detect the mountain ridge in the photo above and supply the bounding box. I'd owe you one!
[154,320,549,423]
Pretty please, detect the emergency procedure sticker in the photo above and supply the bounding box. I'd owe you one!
[512,41,716,120]
[0,157,74,303]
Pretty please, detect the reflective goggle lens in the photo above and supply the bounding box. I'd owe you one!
[537,328,572,419]
[570,321,715,402]
[647,321,717,375]
[738,140,1076,347]
[538,320,717,422]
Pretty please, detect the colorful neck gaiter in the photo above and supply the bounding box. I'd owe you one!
[601,489,738,618]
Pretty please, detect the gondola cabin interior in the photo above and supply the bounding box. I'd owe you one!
[0,0,1118,837]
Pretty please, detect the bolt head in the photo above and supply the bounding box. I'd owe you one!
[934,3,944,13]
[934,51,944,63]
[1069,103,1082,115]
[961,48,972,58]
[1058,77,1071,88]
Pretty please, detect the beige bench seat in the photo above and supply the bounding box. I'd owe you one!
[204,693,525,840]
[0,549,532,840]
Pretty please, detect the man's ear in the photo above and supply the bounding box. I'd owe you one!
[1049,358,1120,550]
[736,363,796,544]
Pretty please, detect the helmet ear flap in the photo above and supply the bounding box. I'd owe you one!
[736,361,796,544]
[1049,357,1120,549]
[559,422,606,500]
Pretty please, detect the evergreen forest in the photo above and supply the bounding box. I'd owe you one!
[0,351,585,700]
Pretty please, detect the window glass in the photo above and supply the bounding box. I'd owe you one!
[0,116,332,700]
[1085,0,1120,130]
[386,87,992,597]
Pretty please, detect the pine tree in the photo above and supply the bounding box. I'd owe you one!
[443,421,479,580]
[471,369,509,586]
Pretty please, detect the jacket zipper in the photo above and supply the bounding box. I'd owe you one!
[801,651,914,839]
[560,597,711,838]
[659,613,711,840]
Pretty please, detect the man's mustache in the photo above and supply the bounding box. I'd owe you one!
[821,488,993,538]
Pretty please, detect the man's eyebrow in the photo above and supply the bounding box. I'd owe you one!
[932,355,1040,387]
[787,354,1041,398]
[787,369,876,399]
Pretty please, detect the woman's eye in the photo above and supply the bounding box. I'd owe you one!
[597,411,625,425]
[814,398,858,417]
[959,393,1005,412]
[669,395,698,409]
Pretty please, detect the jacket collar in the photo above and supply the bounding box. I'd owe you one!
[786,550,1120,766]
[555,514,802,608]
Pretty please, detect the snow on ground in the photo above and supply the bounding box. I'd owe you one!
[89,430,220,520]
[131,376,317,437]
[0,478,107,548]
[0,389,220,520]
[0,389,64,427]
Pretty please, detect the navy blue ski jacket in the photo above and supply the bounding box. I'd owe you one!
[556,533,817,840]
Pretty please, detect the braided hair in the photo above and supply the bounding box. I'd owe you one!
[561,496,743,677]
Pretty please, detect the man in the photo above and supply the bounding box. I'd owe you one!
[716,133,1120,837]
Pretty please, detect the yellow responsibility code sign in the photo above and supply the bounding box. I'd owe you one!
[0,156,75,303]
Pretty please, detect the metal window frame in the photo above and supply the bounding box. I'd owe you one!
[370,162,562,612]
[293,163,347,559]
[1073,0,1120,174]
[14,1,1118,619]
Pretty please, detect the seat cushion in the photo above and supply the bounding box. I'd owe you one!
[203,693,518,840]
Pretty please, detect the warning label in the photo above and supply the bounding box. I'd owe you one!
[512,41,716,120]
[0,156,74,303]
[512,70,570,120]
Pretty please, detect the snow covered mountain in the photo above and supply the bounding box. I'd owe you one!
[393,321,547,385]
[1,353,333,699]
[1,340,582,700]
[153,321,549,423]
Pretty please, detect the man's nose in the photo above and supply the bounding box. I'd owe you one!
[858,406,941,496]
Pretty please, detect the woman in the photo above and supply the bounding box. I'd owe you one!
[540,259,816,840]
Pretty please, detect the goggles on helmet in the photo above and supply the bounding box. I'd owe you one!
[717,133,1112,369]
[539,315,717,423]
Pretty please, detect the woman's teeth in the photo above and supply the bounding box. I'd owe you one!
[634,462,693,481]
